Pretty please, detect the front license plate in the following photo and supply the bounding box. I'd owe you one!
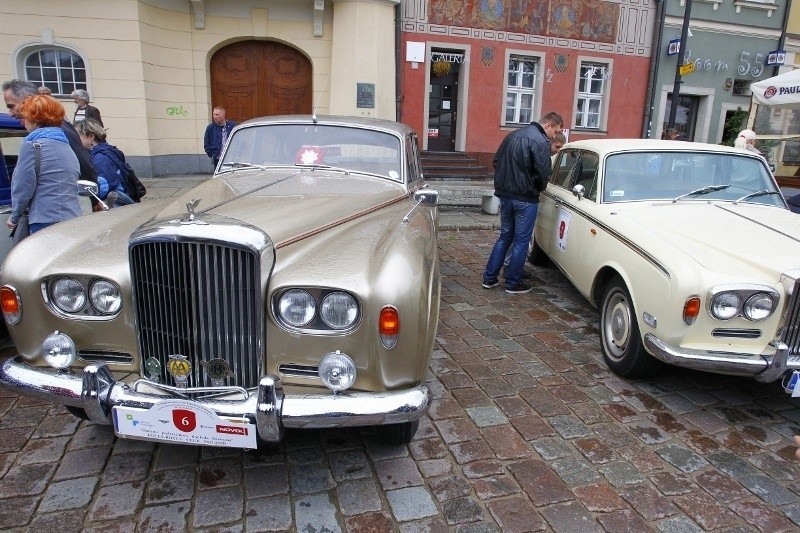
[113,400,258,449]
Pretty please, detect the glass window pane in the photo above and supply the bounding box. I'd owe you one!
[61,68,73,83]
[41,50,57,67]
[591,77,603,94]
[25,67,40,82]
[75,69,86,83]
[25,53,41,68]
[520,108,532,124]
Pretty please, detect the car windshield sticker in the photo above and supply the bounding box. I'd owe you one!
[610,190,625,197]
[556,208,571,252]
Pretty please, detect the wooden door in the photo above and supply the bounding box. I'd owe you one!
[210,41,312,124]
[427,70,458,152]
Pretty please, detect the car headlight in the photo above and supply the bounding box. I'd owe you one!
[320,292,359,329]
[278,289,316,327]
[90,280,122,315]
[710,292,741,320]
[51,278,86,313]
[743,293,774,321]
[41,331,77,369]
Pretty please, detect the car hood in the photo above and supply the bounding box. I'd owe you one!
[151,169,407,244]
[614,202,800,278]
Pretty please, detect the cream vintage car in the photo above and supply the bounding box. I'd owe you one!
[532,139,799,383]
[0,115,441,448]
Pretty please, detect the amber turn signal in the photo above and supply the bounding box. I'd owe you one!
[379,306,399,348]
[0,286,21,325]
[683,296,701,325]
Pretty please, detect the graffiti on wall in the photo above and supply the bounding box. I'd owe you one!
[167,106,189,117]
[428,0,618,44]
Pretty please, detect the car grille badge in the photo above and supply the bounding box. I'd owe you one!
[201,358,234,387]
[166,354,192,388]
[145,357,162,383]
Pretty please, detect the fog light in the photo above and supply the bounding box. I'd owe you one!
[318,350,356,392]
[41,331,77,369]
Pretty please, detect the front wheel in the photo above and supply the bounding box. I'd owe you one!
[375,420,419,445]
[600,277,661,378]
[527,234,547,266]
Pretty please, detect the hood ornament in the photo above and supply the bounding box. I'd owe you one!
[179,199,208,225]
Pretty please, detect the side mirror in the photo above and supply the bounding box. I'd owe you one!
[572,183,585,200]
[413,189,439,207]
[77,180,98,197]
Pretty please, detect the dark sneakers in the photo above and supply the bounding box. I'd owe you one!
[482,280,500,289]
[505,282,532,294]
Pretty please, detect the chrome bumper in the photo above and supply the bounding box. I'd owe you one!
[0,357,431,443]
[644,334,795,383]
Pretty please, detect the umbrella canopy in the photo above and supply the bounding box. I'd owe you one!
[750,69,800,107]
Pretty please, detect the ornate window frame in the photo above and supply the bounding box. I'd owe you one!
[573,57,613,132]
[12,41,91,97]
[502,50,545,127]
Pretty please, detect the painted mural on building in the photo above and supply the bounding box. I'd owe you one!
[428,0,618,43]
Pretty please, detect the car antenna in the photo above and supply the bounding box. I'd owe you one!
[312,74,330,124]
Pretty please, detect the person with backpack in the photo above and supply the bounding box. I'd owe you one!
[75,119,135,207]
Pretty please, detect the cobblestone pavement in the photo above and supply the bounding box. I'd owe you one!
[2,226,800,532]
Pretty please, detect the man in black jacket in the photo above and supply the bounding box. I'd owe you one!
[482,111,563,294]
[4,79,100,209]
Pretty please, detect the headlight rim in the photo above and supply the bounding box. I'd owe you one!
[89,279,123,315]
[320,291,359,330]
[707,284,780,322]
[743,292,775,321]
[50,277,87,314]
[273,286,362,334]
[277,288,317,328]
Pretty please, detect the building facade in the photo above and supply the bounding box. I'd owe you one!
[398,0,656,163]
[648,0,791,144]
[1,0,399,177]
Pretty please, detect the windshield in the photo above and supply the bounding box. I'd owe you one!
[602,151,785,207]
[220,123,404,182]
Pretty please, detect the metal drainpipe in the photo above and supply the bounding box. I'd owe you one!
[642,0,667,138]
[773,0,792,77]
[395,3,402,122]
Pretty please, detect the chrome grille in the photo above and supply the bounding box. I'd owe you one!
[781,278,800,355]
[131,240,262,388]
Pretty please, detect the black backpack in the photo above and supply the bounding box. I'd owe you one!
[106,146,146,202]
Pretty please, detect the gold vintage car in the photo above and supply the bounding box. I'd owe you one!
[0,115,441,448]
[532,139,799,384]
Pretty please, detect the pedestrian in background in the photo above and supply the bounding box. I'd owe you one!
[551,131,566,163]
[7,95,81,237]
[3,79,100,210]
[71,89,103,126]
[75,119,134,208]
[37,86,51,95]
[483,111,563,294]
[204,106,236,167]
[734,129,761,155]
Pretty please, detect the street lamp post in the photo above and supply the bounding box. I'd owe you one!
[667,0,693,131]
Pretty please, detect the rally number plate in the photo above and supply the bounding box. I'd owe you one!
[113,400,257,449]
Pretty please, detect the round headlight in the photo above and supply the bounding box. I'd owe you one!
[278,289,316,327]
[320,292,359,329]
[711,292,741,320]
[743,293,774,321]
[41,331,77,369]
[90,280,122,315]
[51,278,86,313]
[318,351,356,392]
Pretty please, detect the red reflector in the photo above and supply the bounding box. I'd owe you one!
[379,307,399,335]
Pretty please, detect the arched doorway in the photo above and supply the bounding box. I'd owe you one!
[210,41,312,124]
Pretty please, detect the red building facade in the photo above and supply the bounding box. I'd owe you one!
[400,0,656,162]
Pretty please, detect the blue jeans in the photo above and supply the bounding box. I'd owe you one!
[483,198,538,288]
[29,221,56,234]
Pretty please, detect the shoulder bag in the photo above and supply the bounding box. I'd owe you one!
[10,142,39,245]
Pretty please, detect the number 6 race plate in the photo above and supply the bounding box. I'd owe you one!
[113,399,257,448]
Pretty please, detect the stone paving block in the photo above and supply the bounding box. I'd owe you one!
[387,486,439,521]
[595,508,652,532]
[139,501,190,532]
[442,496,485,525]
[17,436,70,465]
[337,477,383,515]
[531,436,572,460]
[419,458,454,478]
[548,414,593,439]
[244,463,289,497]
[152,443,200,471]
[510,459,573,507]
[294,493,342,533]
[397,516,451,533]
[706,450,762,478]
[409,437,449,462]
[466,406,508,427]
[146,466,196,504]
[198,456,243,489]
[598,460,647,487]
[619,484,679,520]
[550,456,603,488]
[38,476,98,512]
[192,486,244,528]
[739,474,799,506]
[245,495,292,531]
[88,481,145,521]
[32,413,82,438]
[0,461,56,498]
[472,474,519,500]
[29,509,85,531]
[101,452,152,486]
[450,439,494,464]
[655,515,704,533]
[429,473,472,502]
[481,425,531,460]
[0,495,39,528]
[68,424,116,450]
[54,446,111,480]
[345,512,396,532]
[0,405,49,429]
[539,500,596,532]
[486,496,546,532]
[289,462,336,494]
[374,456,424,490]
[655,444,709,473]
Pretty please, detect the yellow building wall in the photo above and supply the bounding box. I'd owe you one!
[0,0,398,174]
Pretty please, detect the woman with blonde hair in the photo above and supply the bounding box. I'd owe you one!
[734,129,761,155]
[6,95,82,237]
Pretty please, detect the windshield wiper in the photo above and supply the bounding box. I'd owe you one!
[672,184,730,203]
[218,162,267,172]
[295,163,350,175]
[733,190,783,204]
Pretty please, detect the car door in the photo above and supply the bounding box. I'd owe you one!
[538,149,601,298]
[535,149,579,257]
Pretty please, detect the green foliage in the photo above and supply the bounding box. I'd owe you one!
[721,107,748,146]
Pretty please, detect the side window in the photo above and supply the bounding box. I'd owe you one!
[406,133,422,184]
[551,149,580,189]
[575,152,599,202]
[23,47,88,96]
[503,53,542,126]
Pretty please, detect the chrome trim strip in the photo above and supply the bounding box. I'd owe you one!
[0,358,431,444]
[541,191,670,278]
[644,334,791,383]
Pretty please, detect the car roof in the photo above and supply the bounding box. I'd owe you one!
[561,138,752,157]
[236,114,415,137]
